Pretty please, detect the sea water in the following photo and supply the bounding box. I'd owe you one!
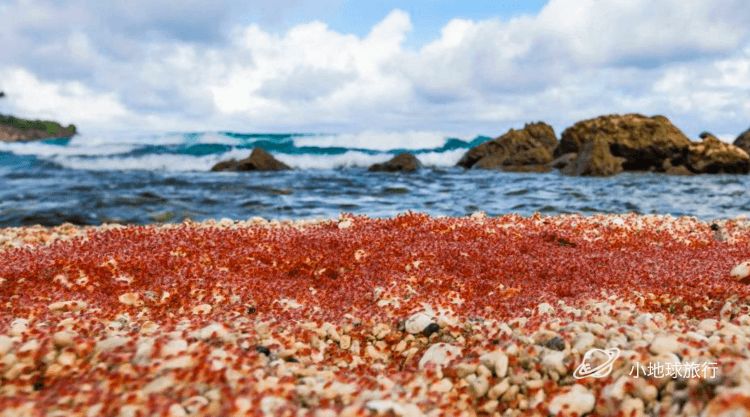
[0,131,749,226]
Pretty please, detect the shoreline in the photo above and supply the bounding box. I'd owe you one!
[2,213,750,415]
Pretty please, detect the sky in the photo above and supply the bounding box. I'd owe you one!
[0,0,749,139]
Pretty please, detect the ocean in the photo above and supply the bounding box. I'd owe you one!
[0,131,749,226]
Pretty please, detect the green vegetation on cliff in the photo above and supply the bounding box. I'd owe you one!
[0,114,77,137]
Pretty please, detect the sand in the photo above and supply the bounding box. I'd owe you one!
[1,213,750,416]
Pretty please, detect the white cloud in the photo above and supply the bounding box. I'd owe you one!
[0,0,749,137]
[0,68,127,128]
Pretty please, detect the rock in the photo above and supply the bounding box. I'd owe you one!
[96,336,129,353]
[686,133,750,174]
[649,335,681,355]
[9,318,28,336]
[549,152,577,170]
[118,292,142,307]
[730,260,750,283]
[544,336,566,351]
[733,127,750,155]
[421,323,440,337]
[573,332,595,352]
[418,343,462,369]
[479,350,509,377]
[558,114,691,171]
[405,312,434,334]
[368,153,421,172]
[48,300,88,312]
[541,350,567,374]
[0,335,14,355]
[0,114,77,142]
[53,330,77,348]
[211,148,290,172]
[365,400,423,417]
[662,159,693,175]
[457,122,557,171]
[562,136,624,176]
[548,384,595,416]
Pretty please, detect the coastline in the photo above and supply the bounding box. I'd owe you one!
[2,213,750,415]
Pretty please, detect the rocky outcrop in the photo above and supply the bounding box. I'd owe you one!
[457,122,557,171]
[686,133,749,174]
[558,114,691,172]
[734,128,750,155]
[368,153,421,173]
[0,114,77,142]
[211,148,291,172]
[562,137,624,176]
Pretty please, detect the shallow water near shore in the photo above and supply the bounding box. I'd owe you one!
[1,131,750,226]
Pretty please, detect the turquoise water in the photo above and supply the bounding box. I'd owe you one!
[0,132,749,226]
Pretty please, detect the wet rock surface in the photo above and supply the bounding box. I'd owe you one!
[211,148,291,172]
[368,153,422,172]
[457,122,557,171]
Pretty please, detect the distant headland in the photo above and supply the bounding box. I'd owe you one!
[0,91,77,142]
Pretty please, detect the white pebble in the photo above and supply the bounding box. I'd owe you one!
[48,300,88,312]
[418,343,462,369]
[573,332,595,352]
[118,292,142,307]
[405,312,433,334]
[365,400,423,417]
[192,304,212,315]
[649,335,681,355]
[542,350,567,374]
[479,350,509,377]
[9,318,28,336]
[96,336,129,352]
[163,339,188,356]
[548,384,595,416]
[53,330,77,348]
[0,335,14,355]
[730,260,750,281]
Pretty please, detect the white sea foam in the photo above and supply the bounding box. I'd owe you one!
[294,131,449,151]
[4,131,472,171]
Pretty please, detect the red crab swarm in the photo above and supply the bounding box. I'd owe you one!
[0,213,749,416]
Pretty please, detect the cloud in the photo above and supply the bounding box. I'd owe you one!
[0,68,127,128]
[0,0,749,136]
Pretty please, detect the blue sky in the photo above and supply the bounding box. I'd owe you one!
[0,0,748,138]
[274,0,549,45]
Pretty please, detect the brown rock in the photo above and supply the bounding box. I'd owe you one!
[549,153,577,170]
[457,122,557,170]
[733,127,750,155]
[369,153,421,172]
[558,114,691,171]
[686,133,750,174]
[211,148,291,172]
[662,159,693,175]
[562,136,624,176]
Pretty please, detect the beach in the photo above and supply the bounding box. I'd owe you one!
[2,214,750,416]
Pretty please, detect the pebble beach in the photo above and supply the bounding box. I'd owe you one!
[2,213,750,416]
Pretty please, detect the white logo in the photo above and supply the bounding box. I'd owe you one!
[573,348,620,379]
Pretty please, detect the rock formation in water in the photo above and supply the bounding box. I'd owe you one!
[558,114,691,173]
[557,114,749,176]
[0,114,77,142]
[685,132,749,174]
[368,153,421,173]
[211,148,291,172]
[734,127,750,155]
[457,122,557,172]
[561,136,625,176]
